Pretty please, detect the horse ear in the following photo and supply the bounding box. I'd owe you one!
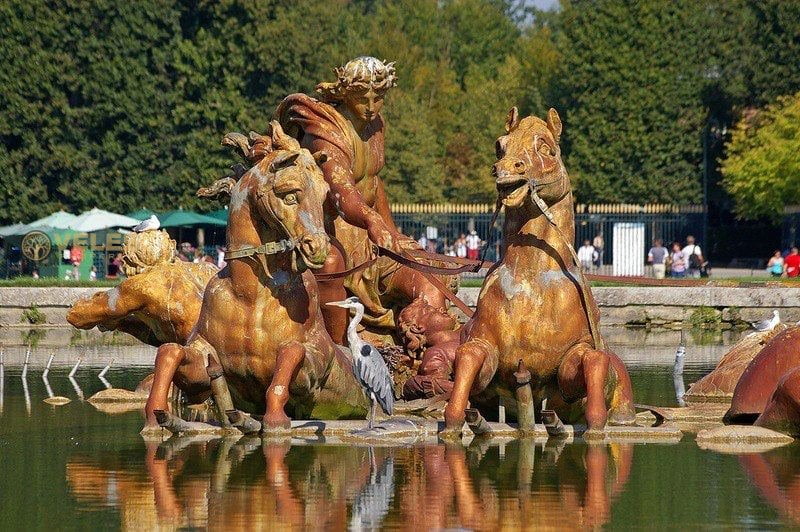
[269,120,301,151]
[312,150,329,166]
[546,108,562,143]
[505,107,520,133]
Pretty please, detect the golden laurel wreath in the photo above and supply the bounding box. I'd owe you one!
[21,231,52,261]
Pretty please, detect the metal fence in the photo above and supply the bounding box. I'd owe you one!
[393,203,705,272]
[2,203,706,279]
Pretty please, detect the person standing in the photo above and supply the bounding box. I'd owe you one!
[767,250,784,277]
[784,246,800,278]
[682,235,704,279]
[455,234,467,259]
[577,239,597,271]
[648,238,668,279]
[670,242,686,278]
[465,230,482,261]
[592,231,604,268]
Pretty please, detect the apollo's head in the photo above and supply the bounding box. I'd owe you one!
[316,56,397,122]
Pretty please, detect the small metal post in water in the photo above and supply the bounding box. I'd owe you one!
[673,329,686,407]
[69,358,82,378]
[21,347,31,380]
[69,375,84,401]
[43,353,55,378]
[99,359,114,378]
[498,398,506,424]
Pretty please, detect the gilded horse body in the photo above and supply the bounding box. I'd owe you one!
[144,123,361,432]
[443,109,636,434]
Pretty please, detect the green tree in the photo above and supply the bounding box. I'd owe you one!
[721,93,800,220]
[554,0,756,204]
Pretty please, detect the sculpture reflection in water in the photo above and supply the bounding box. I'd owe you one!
[739,445,800,524]
[65,439,633,530]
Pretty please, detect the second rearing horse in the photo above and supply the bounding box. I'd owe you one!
[144,122,362,432]
[442,108,636,435]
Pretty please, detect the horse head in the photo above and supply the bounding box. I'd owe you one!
[492,107,569,210]
[233,121,331,273]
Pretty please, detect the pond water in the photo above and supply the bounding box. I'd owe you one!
[0,327,797,530]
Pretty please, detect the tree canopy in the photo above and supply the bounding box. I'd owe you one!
[722,92,800,221]
[1,0,799,224]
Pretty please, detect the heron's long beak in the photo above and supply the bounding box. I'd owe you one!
[326,301,349,308]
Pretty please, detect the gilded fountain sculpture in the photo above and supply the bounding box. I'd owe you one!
[66,56,800,441]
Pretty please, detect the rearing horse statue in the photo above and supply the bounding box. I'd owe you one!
[442,108,636,435]
[144,122,362,432]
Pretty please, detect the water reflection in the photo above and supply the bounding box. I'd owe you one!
[738,445,800,524]
[65,437,633,530]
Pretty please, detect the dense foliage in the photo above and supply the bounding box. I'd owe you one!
[1,0,799,224]
[722,93,800,220]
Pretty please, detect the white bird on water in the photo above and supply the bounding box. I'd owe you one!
[133,214,160,233]
[752,310,780,332]
[327,296,394,428]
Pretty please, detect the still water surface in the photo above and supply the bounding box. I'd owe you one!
[0,328,797,530]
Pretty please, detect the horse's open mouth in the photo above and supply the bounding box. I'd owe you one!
[497,178,529,207]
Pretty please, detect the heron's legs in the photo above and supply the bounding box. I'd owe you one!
[264,341,305,430]
[368,393,376,429]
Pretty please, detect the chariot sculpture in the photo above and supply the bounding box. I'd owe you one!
[70,57,650,436]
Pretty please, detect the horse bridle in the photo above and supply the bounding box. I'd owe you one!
[224,178,325,274]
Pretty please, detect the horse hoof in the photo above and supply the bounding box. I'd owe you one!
[226,410,262,434]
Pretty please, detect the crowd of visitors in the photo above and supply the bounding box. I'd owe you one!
[647,235,707,279]
[772,246,800,278]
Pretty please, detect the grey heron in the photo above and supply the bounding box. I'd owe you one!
[327,296,394,428]
[752,310,780,332]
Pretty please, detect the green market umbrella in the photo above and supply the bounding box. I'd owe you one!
[158,210,226,228]
[206,208,229,223]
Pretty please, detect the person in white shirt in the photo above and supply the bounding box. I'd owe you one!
[577,240,597,271]
[682,235,704,278]
[465,230,482,260]
[455,234,467,258]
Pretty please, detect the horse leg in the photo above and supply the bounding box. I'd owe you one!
[606,352,636,425]
[442,339,494,436]
[559,344,610,430]
[144,343,187,430]
[317,245,348,345]
[263,341,305,431]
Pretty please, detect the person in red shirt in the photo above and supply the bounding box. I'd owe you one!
[784,247,800,277]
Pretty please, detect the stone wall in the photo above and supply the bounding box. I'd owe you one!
[1,285,799,329]
[456,286,800,328]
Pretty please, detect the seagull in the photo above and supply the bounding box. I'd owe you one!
[133,214,160,233]
[326,296,394,428]
[752,310,780,332]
